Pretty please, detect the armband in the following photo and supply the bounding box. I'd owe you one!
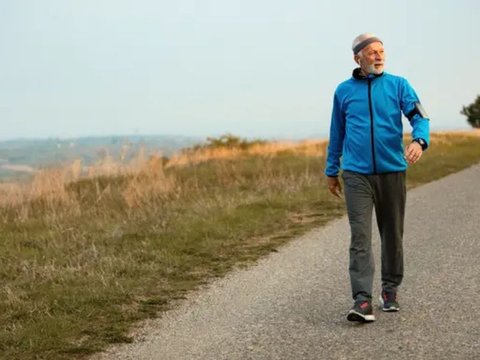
[406,102,428,121]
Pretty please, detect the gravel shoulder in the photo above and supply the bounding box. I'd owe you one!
[93,164,480,360]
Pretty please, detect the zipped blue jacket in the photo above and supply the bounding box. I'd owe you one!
[325,68,430,177]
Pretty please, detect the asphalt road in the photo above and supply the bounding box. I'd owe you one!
[94,164,480,360]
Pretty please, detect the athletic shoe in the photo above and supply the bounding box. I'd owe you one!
[380,288,400,312]
[347,300,376,323]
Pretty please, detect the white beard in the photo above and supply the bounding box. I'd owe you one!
[366,63,384,75]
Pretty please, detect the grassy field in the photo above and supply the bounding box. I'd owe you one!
[0,131,479,359]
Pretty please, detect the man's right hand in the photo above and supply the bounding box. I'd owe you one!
[326,176,343,198]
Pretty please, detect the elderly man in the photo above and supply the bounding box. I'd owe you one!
[325,33,430,323]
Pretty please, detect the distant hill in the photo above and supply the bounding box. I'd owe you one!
[0,135,203,181]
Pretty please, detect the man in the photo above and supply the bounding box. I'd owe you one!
[325,33,430,323]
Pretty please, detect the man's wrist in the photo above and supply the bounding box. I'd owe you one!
[412,138,427,151]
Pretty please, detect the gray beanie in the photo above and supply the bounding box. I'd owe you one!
[352,33,383,55]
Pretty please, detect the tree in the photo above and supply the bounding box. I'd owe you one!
[461,95,480,128]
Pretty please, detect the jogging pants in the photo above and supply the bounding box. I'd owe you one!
[341,170,406,301]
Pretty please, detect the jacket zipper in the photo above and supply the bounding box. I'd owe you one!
[367,79,377,174]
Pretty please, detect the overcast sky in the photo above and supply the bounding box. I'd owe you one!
[1,0,479,141]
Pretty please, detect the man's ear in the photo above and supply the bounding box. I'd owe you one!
[354,54,361,65]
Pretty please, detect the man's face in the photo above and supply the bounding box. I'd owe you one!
[355,42,385,75]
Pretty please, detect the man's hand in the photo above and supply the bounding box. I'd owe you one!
[326,176,342,198]
[404,142,423,165]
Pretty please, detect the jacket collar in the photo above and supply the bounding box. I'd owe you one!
[352,67,385,80]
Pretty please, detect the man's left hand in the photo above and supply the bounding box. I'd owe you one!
[404,142,423,165]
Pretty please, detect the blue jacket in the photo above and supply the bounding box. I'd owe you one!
[325,68,430,177]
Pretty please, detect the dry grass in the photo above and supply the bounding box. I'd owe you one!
[0,139,327,213]
[0,130,478,219]
[122,158,178,209]
[0,131,477,221]
[166,139,328,167]
[425,129,480,145]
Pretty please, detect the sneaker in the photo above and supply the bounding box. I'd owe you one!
[347,300,376,323]
[380,288,400,312]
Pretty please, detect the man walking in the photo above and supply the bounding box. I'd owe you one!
[325,33,430,323]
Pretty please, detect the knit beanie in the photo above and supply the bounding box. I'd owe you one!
[352,33,383,55]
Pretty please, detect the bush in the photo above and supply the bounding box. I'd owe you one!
[461,95,480,128]
[194,134,267,151]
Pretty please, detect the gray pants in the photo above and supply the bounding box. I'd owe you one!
[342,170,406,301]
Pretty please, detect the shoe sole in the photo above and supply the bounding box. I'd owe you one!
[347,310,375,323]
[379,296,400,312]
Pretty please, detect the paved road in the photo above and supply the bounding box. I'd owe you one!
[94,164,480,360]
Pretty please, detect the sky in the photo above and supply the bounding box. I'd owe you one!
[1,0,479,141]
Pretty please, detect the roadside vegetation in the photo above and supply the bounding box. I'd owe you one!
[0,131,479,359]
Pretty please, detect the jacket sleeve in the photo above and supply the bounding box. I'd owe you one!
[325,90,345,177]
[400,78,430,149]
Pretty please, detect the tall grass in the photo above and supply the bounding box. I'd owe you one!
[0,132,479,359]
